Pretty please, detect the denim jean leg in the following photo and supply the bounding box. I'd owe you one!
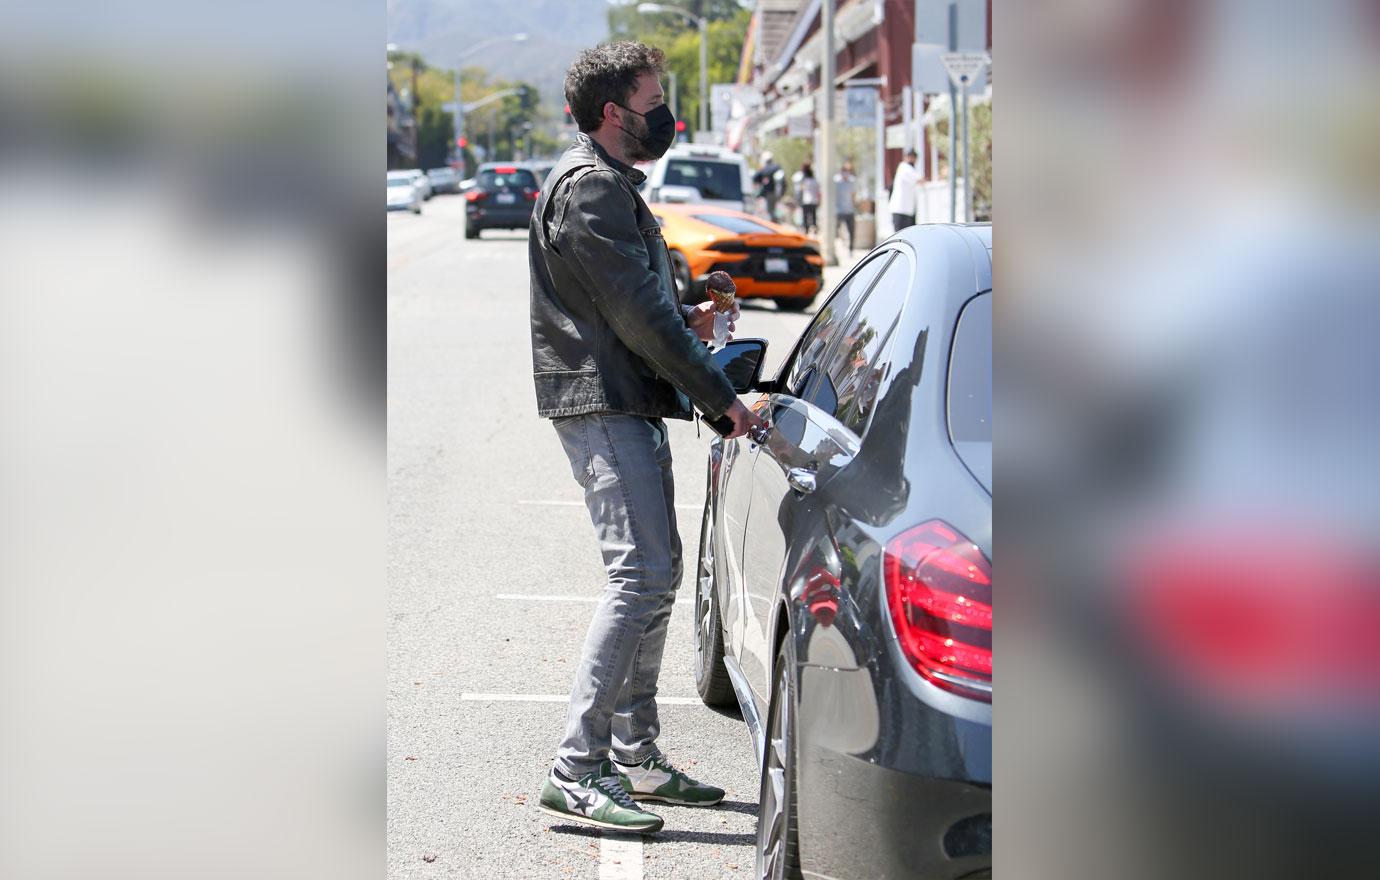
[611,420,680,764]
[553,415,679,779]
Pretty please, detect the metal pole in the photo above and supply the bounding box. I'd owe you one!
[875,84,886,236]
[960,76,970,223]
[947,2,958,222]
[669,70,678,119]
[453,69,465,173]
[947,84,958,222]
[698,17,709,136]
[819,0,836,265]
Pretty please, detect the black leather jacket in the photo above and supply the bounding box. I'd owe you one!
[528,134,736,421]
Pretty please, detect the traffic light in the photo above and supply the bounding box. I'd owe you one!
[564,103,574,125]
[519,85,533,112]
[456,136,468,148]
[675,120,686,133]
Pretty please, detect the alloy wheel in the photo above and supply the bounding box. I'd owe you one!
[756,658,793,880]
[694,502,714,677]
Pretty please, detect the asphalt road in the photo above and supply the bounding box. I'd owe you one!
[387,193,857,879]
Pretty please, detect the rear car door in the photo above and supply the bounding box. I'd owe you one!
[731,250,901,702]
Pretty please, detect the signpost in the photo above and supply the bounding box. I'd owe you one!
[941,52,988,223]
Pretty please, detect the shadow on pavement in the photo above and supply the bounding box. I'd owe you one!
[548,824,756,847]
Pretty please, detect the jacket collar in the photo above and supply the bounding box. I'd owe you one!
[576,132,646,186]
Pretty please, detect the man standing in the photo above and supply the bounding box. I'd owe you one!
[888,148,920,232]
[834,159,858,255]
[528,42,767,834]
[752,150,783,221]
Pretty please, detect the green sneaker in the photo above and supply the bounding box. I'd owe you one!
[538,761,664,834]
[613,754,725,806]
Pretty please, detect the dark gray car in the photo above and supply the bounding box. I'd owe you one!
[696,224,992,879]
[464,163,539,239]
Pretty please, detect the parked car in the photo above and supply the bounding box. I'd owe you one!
[695,224,992,880]
[426,166,461,194]
[651,203,822,311]
[386,172,423,214]
[464,163,539,239]
[525,160,556,191]
[638,143,752,212]
[400,168,432,200]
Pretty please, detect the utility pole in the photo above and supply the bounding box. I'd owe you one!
[819,0,836,265]
[947,2,958,223]
[698,15,709,137]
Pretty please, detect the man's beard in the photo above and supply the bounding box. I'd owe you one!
[619,116,656,162]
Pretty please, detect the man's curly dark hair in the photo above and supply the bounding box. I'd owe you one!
[564,42,665,133]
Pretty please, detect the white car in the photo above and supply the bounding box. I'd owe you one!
[386,172,423,214]
[400,168,431,200]
[638,144,752,212]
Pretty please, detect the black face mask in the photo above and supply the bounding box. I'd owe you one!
[616,102,676,160]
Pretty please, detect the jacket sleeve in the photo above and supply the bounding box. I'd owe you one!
[557,169,737,418]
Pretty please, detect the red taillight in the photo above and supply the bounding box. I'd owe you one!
[884,520,992,700]
[465,190,486,203]
[494,165,517,173]
[525,189,539,201]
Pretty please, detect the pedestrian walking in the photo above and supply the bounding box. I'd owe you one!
[793,161,820,235]
[888,148,920,232]
[752,150,783,221]
[834,159,858,254]
[527,41,767,835]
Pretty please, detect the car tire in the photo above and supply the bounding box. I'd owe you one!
[465,224,480,239]
[693,495,735,707]
[756,633,802,880]
[772,297,813,313]
[670,250,704,305]
[412,204,422,215]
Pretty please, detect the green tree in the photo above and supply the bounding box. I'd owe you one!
[927,99,992,221]
[387,48,547,164]
[604,4,751,135]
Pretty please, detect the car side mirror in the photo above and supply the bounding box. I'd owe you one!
[711,338,769,394]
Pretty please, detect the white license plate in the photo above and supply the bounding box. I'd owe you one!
[765,257,789,274]
[496,193,517,204]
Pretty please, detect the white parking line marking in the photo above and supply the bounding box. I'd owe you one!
[518,499,700,512]
[461,693,702,705]
[494,593,599,603]
[599,833,644,880]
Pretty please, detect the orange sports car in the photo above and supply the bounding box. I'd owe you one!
[650,203,824,312]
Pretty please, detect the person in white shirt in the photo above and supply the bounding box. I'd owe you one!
[888,149,920,232]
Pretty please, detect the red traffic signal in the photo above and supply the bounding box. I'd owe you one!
[456,136,468,148]
[675,120,686,132]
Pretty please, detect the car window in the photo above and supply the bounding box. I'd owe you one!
[664,160,743,202]
[808,253,914,434]
[690,214,776,235]
[478,169,537,191]
[948,292,992,443]
[783,252,894,397]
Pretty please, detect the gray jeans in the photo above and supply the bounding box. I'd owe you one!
[551,413,681,778]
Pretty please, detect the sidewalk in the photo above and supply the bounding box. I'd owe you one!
[822,247,865,291]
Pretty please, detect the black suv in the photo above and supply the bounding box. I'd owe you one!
[464,163,539,239]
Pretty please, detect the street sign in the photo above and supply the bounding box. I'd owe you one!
[787,113,813,138]
[941,52,989,87]
[845,87,878,127]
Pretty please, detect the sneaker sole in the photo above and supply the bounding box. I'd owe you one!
[537,806,663,834]
[630,792,726,807]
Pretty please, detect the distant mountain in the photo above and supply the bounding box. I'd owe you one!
[387,0,613,107]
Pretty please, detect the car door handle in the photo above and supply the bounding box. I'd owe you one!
[787,467,817,495]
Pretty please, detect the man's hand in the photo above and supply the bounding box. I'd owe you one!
[720,398,768,440]
[685,301,738,343]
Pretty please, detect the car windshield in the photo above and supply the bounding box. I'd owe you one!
[691,214,777,235]
[478,169,537,191]
[387,178,412,188]
[664,159,742,201]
